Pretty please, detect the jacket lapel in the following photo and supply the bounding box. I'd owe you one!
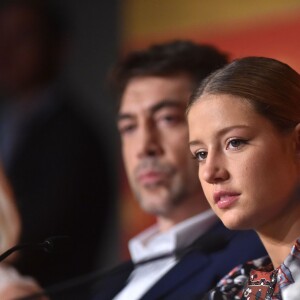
[140,222,232,300]
[141,251,209,300]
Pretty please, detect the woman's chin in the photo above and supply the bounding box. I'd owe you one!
[220,215,252,231]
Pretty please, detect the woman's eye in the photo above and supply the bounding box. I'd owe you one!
[226,138,247,150]
[195,151,207,161]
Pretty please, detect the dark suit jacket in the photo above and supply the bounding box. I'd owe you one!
[4,90,116,286]
[89,221,266,300]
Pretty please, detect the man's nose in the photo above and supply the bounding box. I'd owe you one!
[137,123,163,158]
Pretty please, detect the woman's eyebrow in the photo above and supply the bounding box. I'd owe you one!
[189,125,250,147]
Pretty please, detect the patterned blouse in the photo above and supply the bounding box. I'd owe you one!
[204,239,300,300]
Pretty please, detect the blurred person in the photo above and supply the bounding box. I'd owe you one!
[187,57,300,299]
[0,163,47,300]
[0,0,115,286]
[91,40,266,300]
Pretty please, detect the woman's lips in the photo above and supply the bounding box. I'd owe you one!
[213,191,240,209]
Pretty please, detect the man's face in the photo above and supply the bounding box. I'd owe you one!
[118,75,204,218]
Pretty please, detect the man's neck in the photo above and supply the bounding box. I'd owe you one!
[157,198,211,232]
[157,209,211,233]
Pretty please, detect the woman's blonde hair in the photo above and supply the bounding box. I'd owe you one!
[188,57,300,133]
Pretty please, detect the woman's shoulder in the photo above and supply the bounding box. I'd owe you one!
[217,255,270,285]
[203,255,271,300]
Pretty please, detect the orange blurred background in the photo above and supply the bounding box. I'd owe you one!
[118,0,300,258]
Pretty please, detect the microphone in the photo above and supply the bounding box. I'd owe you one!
[0,236,71,262]
[17,231,232,300]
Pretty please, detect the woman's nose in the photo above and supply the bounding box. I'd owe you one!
[201,154,229,184]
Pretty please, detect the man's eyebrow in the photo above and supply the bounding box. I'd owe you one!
[117,113,133,122]
[150,99,185,114]
[117,99,184,122]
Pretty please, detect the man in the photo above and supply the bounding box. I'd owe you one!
[0,0,116,286]
[92,40,266,299]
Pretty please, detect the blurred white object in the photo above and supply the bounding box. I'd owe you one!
[282,281,300,300]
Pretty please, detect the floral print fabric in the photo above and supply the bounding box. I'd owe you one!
[204,239,300,300]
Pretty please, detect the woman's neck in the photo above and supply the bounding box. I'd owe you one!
[257,203,300,268]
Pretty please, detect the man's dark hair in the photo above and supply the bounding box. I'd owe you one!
[109,40,228,102]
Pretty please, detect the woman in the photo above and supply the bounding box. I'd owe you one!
[0,164,47,299]
[186,57,300,299]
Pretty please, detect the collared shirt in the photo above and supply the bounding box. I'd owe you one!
[114,209,218,300]
[282,281,300,300]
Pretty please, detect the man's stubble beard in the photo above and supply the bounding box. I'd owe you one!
[132,174,189,217]
[129,157,194,216]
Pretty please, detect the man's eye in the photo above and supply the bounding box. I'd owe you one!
[157,112,184,126]
[159,114,179,123]
[119,124,136,135]
[195,151,207,161]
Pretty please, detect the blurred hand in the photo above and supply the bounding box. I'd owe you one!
[0,264,48,300]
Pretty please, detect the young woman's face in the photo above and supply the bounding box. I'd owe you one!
[188,94,300,231]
